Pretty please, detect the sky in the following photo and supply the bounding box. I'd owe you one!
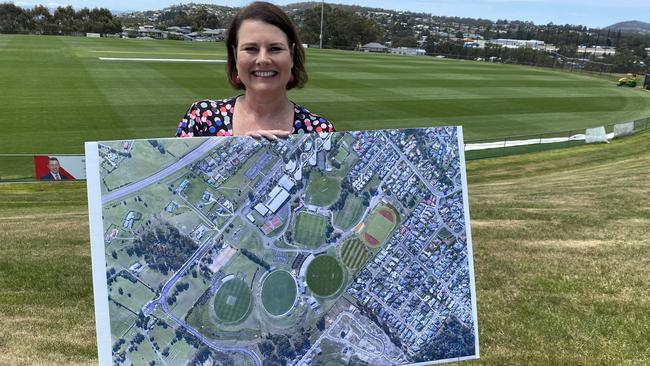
[10,0,650,28]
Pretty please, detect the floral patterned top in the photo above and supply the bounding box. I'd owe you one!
[176,96,335,137]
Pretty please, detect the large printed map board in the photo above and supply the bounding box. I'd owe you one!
[85,127,479,366]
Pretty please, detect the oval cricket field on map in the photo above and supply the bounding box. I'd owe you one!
[306,255,344,297]
[261,270,297,316]
[213,278,253,324]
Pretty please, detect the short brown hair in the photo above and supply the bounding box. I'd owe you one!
[225,1,307,90]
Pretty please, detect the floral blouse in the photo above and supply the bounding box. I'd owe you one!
[176,96,335,137]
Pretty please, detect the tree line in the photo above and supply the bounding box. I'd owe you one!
[0,3,122,34]
[2,2,647,73]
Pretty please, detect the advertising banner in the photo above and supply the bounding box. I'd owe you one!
[34,155,86,180]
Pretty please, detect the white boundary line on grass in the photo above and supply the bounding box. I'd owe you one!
[98,57,226,63]
[91,50,226,56]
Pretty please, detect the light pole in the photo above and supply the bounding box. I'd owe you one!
[319,0,324,49]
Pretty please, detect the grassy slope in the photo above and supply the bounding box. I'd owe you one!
[1,34,649,155]
[468,132,650,364]
[0,182,96,365]
[0,138,649,362]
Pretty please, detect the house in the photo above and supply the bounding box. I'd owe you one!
[165,201,178,213]
[361,42,388,53]
[129,262,143,273]
[176,179,189,194]
[134,26,168,39]
[167,26,191,34]
[202,191,212,202]
[188,28,226,41]
[122,211,141,229]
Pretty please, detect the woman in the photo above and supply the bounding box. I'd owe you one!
[176,1,334,140]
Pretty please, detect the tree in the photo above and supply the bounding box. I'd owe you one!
[300,5,382,48]
[89,8,121,34]
[316,317,326,331]
[29,5,52,35]
[191,9,221,31]
[262,353,284,366]
[277,338,295,360]
[0,3,30,33]
[393,35,418,47]
[258,340,275,357]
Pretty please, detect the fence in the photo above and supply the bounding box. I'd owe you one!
[464,117,650,160]
[1,118,649,182]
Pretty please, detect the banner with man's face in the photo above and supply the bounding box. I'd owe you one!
[34,155,86,180]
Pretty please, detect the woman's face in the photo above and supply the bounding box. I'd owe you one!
[235,19,293,95]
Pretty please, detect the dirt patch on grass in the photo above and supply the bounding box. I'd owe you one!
[379,209,394,223]
[364,233,380,247]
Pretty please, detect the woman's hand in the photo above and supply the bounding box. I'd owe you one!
[245,129,292,141]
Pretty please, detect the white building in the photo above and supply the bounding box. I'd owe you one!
[490,39,545,49]
[577,46,616,57]
[254,203,269,216]
[285,159,297,173]
[265,187,291,214]
[123,211,135,229]
[390,47,426,56]
[278,175,295,191]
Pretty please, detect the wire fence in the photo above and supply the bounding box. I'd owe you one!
[1,118,649,182]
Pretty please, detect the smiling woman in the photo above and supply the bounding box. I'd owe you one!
[176,1,335,140]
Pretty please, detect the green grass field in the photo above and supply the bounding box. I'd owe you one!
[305,172,341,207]
[1,34,649,159]
[213,278,252,324]
[1,132,649,364]
[360,204,397,247]
[167,269,211,320]
[108,300,137,339]
[261,270,297,316]
[108,274,156,314]
[293,211,329,248]
[340,238,369,270]
[306,255,344,297]
[333,194,365,230]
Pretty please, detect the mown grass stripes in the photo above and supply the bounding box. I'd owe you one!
[1,34,649,154]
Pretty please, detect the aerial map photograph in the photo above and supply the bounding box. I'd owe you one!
[2,0,650,365]
[85,127,478,366]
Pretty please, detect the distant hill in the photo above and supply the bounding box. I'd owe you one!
[605,20,650,35]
